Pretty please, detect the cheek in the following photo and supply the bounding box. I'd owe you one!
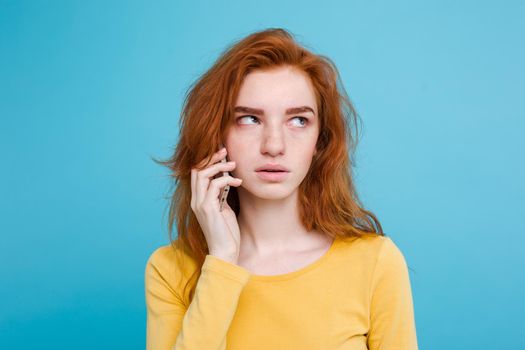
[224,148,246,172]
[224,136,251,161]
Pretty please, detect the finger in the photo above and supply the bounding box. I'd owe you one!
[202,160,236,181]
[196,161,236,206]
[204,175,242,208]
[195,147,227,170]
[193,147,227,208]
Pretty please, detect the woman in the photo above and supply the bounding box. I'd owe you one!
[145,28,418,349]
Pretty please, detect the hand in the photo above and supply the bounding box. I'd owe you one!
[190,147,243,263]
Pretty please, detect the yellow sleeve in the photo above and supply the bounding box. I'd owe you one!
[367,237,419,350]
[145,249,251,350]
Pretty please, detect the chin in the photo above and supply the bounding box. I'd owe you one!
[239,181,298,200]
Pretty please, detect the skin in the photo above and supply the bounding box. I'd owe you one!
[224,65,333,265]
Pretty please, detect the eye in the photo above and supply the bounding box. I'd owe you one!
[291,117,309,127]
[236,115,309,127]
[237,115,259,124]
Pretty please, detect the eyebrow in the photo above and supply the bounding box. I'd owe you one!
[234,106,316,116]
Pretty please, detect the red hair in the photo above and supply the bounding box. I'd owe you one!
[153,28,384,305]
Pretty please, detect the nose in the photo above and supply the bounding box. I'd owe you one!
[260,123,285,157]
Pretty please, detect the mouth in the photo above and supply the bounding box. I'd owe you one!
[254,165,290,172]
[256,170,289,173]
[255,170,290,182]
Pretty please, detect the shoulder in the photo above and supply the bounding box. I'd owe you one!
[337,233,390,256]
[374,235,408,270]
[360,235,411,289]
[145,243,199,285]
[146,244,178,267]
[336,234,408,271]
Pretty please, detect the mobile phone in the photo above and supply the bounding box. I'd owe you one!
[218,143,230,212]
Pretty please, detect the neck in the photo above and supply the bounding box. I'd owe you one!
[236,189,324,259]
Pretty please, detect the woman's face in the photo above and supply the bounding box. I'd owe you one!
[224,65,319,200]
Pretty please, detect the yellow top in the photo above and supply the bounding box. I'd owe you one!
[144,234,418,350]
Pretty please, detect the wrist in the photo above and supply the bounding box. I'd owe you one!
[209,251,239,265]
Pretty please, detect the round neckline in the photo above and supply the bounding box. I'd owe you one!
[248,237,339,282]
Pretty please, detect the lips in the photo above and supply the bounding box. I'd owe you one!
[255,169,290,182]
[255,164,290,172]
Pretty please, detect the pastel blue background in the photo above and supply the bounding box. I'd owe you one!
[1,0,523,349]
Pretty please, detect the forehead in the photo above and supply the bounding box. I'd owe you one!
[235,66,318,112]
